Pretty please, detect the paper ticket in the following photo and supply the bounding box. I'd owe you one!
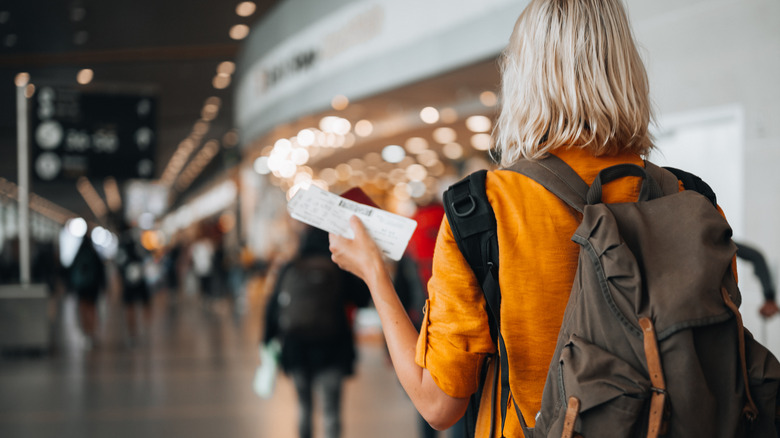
[287,185,417,261]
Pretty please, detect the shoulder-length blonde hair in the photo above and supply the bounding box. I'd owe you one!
[494,0,654,165]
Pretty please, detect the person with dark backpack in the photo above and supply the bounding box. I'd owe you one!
[69,235,106,348]
[327,0,780,437]
[263,226,369,438]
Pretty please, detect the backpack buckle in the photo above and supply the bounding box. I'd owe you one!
[451,194,477,217]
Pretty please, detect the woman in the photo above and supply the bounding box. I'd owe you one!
[329,0,657,436]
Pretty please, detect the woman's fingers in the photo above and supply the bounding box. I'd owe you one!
[328,216,382,282]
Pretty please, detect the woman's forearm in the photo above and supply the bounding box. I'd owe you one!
[330,217,468,429]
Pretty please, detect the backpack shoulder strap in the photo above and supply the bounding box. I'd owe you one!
[442,170,503,437]
[506,154,589,212]
[660,165,718,206]
[442,170,500,334]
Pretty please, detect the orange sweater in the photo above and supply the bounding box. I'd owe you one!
[415,148,652,437]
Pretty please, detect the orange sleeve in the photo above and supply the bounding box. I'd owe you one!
[415,215,496,398]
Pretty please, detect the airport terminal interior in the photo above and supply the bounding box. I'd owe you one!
[1,0,780,437]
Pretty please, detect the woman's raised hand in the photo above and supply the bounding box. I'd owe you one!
[328,215,386,287]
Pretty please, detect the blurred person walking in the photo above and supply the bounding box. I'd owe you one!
[68,235,106,348]
[263,226,370,438]
[116,226,152,345]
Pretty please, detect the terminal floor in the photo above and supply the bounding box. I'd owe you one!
[0,288,420,438]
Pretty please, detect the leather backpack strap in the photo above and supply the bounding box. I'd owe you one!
[506,154,588,213]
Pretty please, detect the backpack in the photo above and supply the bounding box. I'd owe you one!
[70,249,100,292]
[275,255,346,340]
[443,155,780,438]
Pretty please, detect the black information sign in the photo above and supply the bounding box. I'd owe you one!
[30,86,157,182]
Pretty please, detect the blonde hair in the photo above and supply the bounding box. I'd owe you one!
[494,0,654,165]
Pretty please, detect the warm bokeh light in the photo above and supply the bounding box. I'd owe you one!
[466,115,492,132]
[213,74,231,89]
[15,72,30,87]
[229,24,250,40]
[236,1,256,17]
[24,83,35,98]
[297,129,315,147]
[480,91,498,107]
[76,68,94,85]
[471,133,492,151]
[290,147,310,165]
[417,149,440,167]
[217,61,235,75]
[440,107,458,124]
[406,164,428,182]
[331,95,349,110]
[443,142,464,160]
[223,130,239,147]
[432,127,457,144]
[354,119,373,137]
[404,137,429,154]
[420,106,440,124]
[381,145,406,163]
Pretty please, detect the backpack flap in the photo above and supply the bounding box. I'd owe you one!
[575,190,738,339]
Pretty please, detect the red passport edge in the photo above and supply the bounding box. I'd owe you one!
[340,187,379,209]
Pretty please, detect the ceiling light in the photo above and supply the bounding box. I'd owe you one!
[15,72,30,87]
[229,24,250,40]
[331,95,349,110]
[480,91,498,107]
[217,61,235,75]
[236,1,256,17]
[333,118,351,136]
[417,150,440,167]
[76,68,94,85]
[212,74,231,89]
[297,129,315,147]
[290,148,310,165]
[354,119,373,137]
[254,156,270,175]
[471,133,492,151]
[404,137,428,154]
[420,107,439,124]
[381,145,406,164]
[67,217,88,238]
[442,142,464,160]
[466,115,492,133]
[440,107,458,124]
[279,161,297,179]
[432,127,457,144]
[406,164,427,182]
[335,163,353,180]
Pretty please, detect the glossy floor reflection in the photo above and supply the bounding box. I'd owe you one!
[0,286,418,438]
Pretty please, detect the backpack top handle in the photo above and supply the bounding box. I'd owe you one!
[586,163,664,205]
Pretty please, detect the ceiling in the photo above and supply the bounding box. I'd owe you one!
[0,0,503,232]
[0,0,280,227]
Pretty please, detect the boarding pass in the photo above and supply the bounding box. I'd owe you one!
[287,185,417,261]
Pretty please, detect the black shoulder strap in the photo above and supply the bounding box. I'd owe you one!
[662,166,718,206]
[442,170,502,438]
[442,170,500,340]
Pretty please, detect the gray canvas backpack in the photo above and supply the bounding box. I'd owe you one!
[443,155,780,437]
